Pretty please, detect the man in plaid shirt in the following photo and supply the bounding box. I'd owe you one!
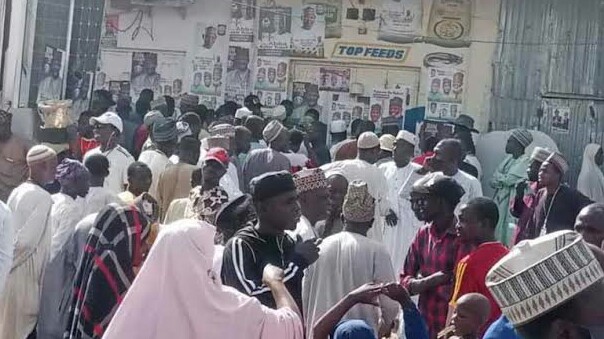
[400,173,473,338]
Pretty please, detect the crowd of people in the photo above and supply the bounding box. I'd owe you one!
[0,88,602,339]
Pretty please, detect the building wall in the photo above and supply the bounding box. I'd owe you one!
[490,0,604,185]
[98,0,500,130]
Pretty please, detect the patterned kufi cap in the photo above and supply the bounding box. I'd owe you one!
[262,120,286,143]
[530,146,552,163]
[210,123,236,138]
[486,230,604,326]
[342,180,375,223]
[293,168,328,194]
[545,152,569,175]
[510,129,534,148]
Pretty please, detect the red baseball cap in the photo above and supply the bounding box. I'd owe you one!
[204,147,230,168]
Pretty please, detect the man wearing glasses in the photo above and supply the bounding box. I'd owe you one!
[399,173,472,338]
[84,112,135,194]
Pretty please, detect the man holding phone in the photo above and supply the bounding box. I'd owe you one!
[85,112,135,194]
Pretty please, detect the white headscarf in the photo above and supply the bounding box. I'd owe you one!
[577,143,604,202]
[103,219,303,339]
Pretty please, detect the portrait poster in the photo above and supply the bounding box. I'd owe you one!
[188,22,228,98]
[386,88,408,119]
[257,6,293,57]
[426,67,464,119]
[155,52,185,98]
[319,67,350,92]
[130,52,160,98]
[96,50,131,91]
[304,0,343,38]
[292,81,310,110]
[329,100,353,126]
[101,14,119,48]
[200,95,218,110]
[292,4,326,58]
[552,105,570,133]
[67,72,93,120]
[255,90,285,108]
[108,81,131,102]
[225,45,253,104]
[255,57,288,91]
[230,0,257,43]
[369,89,389,124]
[35,46,65,103]
[378,0,423,44]
[426,0,472,47]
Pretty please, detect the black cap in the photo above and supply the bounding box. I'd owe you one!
[250,171,296,201]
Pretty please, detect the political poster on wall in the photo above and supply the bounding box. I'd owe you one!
[551,105,570,133]
[378,0,422,44]
[319,67,350,92]
[131,52,160,98]
[188,22,229,100]
[225,45,253,104]
[155,52,185,98]
[255,57,288,91]
[96,50,132,91]
[426,67,464,119]
[292,4,326,58]
[426,0,472,48]
[255,90,285,108]
[329,100,352,126]
[371,88,409,122]
[230,0,256,43]
[257,6,293,57]
[101,14,119,48]
[292,81,324,121]
[108,81,131,102]
[304,0,342,38]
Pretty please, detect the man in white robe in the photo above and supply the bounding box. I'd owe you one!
[428,139,483,209]
[322,132,396,242]
[379,130,424,273]
[302,180,399,338]
[0,145,57,339]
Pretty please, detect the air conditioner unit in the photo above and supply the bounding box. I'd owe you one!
[130,0,196,7]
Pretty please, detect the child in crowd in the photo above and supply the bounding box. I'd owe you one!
[441,293,491,339]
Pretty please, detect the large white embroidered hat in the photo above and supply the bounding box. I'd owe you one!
[486,230,604,326]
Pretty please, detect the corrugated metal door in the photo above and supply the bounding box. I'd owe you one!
[490,0,604,185]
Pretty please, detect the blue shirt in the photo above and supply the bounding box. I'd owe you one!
[483,316,520,339]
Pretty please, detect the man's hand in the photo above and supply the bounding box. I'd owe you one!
[294,238,321,265]
[381,282,412,306]
[424,271,451,288]
[386,210,398,227]
[347,283,383,306]
[262,264,284,287]
[516,181,527,197]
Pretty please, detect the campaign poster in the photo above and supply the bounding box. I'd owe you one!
[319,67,350,92]
[370,89,389,124]
[378,0,423,43]
[257,6,293,57]
[426,101,460,120]
[426,0,472,47]
[230,0,256,43]
[426,67,464,119]
[292,4,326,58]
[304,0,342,38]
[552,105,570,133]
[35,46,65,103]
[225,45,253,104]
[131,52,161,98]
[108,81,131,102]
[101,14,119,48]
[200,95,218,110]
[255,57,288,91]
[292,81,324,121]
[188,22,228,98]
[329,100,352,126]
[96,50,132,91]
[255,90,285,108]
[292,81,310,110]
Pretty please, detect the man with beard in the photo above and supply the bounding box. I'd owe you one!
[293,84,323,121]
[226,48,251,95]
[37,61,63,102]
[221,171,320,310]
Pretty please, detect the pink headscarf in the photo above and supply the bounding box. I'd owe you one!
[103,219,303,339]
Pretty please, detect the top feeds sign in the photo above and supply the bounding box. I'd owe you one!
[332,43,410,65]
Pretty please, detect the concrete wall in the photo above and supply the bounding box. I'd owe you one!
[100,0,501,130]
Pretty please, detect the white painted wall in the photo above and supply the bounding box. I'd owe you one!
[103,0,500,130]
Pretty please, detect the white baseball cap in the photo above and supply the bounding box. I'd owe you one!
[90,112,123,133]
[235,107,252,119]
